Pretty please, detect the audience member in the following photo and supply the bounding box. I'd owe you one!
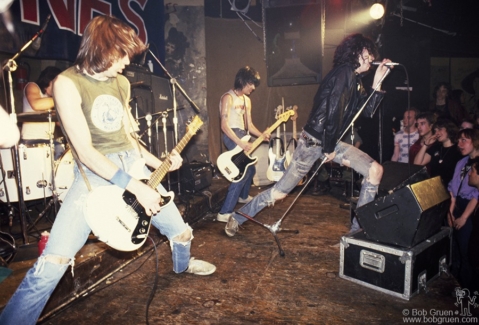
[408,112,435,164]
[429,82,467,125]
[466,157,479,293]
[448,128,479,290]
[391,108,419,163]
[460,118,475,130]
[414,118,462,187]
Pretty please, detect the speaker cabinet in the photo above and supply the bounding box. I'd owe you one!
[123,66,174,157]
[356,176,450,248]
[164,162,213,194]
[263,0,322,87]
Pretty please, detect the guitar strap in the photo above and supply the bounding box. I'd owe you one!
[240,94,249,135]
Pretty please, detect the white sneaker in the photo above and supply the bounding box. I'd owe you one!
[185,258,216,276]
[238,195,253,204]
[216,212,231,222]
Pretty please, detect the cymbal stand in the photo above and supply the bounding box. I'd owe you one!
[0,151,15,232]
[0,15,52,245]
[28,110,58,231]
[2,61,29,245]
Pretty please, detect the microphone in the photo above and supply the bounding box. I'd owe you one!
[139,43,149,66]
[371,61,400,66]
[32,14,52,50]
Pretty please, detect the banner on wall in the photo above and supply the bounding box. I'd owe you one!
[0,0,165,64]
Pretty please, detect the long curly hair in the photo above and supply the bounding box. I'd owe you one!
[333,34,378,69]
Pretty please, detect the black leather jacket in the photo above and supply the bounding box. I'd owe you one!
[303,63,384,153]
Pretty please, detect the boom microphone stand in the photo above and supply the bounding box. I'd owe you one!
[148,50,201,195]
[239,68,391,257]
[1,16,52,244]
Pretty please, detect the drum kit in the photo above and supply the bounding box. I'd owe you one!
[0,110,74,243]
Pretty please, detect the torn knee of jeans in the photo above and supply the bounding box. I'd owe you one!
[171,225,193,247]
[35,255,75,277]
[271,189,287,203]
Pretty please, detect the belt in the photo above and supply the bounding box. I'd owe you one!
[301,131,322,148]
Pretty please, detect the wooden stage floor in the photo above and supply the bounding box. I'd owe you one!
[0,177,477,324]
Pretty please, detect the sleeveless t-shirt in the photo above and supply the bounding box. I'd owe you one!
[59,67,132,155]
[219,89,246,130]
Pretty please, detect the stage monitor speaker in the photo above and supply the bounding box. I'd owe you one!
[356,176,450,248]
[263,0,322,87]
[379,161,429,197]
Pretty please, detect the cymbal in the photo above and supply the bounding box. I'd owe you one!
[17,111,57,123]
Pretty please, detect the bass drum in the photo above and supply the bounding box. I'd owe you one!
[54,149,74,202]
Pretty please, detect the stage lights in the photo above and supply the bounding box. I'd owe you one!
[370,3,385,20]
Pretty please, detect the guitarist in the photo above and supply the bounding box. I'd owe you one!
[225,34,392,237]
[0,16,215,325]
[217,66,271,222]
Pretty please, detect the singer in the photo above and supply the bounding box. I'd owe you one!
[225,33,393,237]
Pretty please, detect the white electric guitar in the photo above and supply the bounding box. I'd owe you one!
[217,110,294,182]
[84,116,203,252]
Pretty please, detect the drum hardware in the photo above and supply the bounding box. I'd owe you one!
[1,14,54,245]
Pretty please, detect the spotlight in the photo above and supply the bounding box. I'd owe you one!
[370,3,385,20]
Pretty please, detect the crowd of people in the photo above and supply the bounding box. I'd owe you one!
[385,80,479,295]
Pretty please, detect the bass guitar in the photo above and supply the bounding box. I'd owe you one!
[84,116,203,252]
[266,105,287,182]
[217,110,294,182]
[285,105,306,186]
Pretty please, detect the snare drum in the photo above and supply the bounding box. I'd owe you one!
[0,145,53,203]
[54,149,74,202]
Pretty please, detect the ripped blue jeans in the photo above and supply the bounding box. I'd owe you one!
[0,149,191,325]
[233,131,377,231]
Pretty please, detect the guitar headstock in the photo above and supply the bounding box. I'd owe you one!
[186,115,204,134]
[274,105,284,119]
[277,110,295,122]
[291,105,298,121]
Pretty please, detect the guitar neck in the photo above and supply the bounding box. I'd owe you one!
[293,120,297,141]
[146,115,204,189]
[246,118,288,155]
[147,135,191,189]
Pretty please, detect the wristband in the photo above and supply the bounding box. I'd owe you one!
[110,168,132,189]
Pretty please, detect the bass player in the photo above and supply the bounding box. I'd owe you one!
[216,66,271,222]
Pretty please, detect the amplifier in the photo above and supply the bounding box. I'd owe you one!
[165,162,213,194]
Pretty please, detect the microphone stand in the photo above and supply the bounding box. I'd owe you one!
[239,68,392,257]
[148,50,201,195]
[0,18,51,245]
